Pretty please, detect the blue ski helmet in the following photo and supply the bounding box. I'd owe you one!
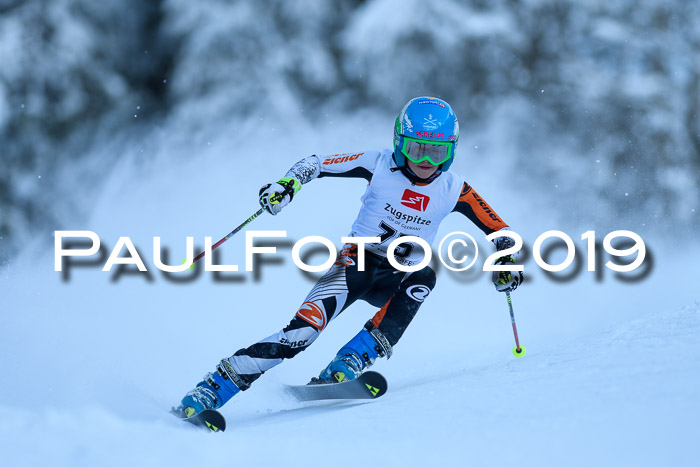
[393,96,459,172]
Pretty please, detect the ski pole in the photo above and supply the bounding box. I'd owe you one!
[184,185,293,270]
[506,291,526,358]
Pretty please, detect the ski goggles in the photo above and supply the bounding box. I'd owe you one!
[398,136,455,166]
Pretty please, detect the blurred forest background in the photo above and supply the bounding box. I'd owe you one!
[1,0,698,265]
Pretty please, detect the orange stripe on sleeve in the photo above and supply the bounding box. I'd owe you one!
[453,183,509,234]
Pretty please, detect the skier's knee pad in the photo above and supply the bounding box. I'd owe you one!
[400,266,436,301]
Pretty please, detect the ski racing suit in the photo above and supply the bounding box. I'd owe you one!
[215,149,512,393]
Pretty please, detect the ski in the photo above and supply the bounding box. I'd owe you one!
[286,371,388,402]
[171,408,227,433]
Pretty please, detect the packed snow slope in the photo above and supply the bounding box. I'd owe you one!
[1,118,698,466]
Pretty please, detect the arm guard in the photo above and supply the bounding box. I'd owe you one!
[285,156,321,185]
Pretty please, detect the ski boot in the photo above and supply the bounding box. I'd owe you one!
[312,322,392,384]
[175,359,244,418]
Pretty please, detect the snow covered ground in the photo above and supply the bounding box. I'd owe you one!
[3,304,698,467]
[1,118,698,466]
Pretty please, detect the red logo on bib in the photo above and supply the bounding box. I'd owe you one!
[401,189,430,211]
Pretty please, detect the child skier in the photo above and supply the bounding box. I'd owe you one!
[175,96,523,417]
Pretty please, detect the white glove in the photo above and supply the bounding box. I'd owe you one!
[492,255,523,293]
[258,177,301,215]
